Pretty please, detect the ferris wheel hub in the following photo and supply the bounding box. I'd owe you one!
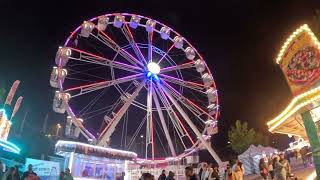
[147,62,160,75]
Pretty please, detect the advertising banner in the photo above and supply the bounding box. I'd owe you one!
[25,158,59,180]
[278,27,320,95]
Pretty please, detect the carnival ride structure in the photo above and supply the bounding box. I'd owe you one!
[51,13,221,165]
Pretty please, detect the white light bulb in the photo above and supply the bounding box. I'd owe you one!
[147,62,160,74]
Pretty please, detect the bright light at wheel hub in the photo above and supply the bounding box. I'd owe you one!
[147,62,160,75]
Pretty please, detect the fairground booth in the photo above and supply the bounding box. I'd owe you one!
[55,140,137,180]
[267,24,320,176]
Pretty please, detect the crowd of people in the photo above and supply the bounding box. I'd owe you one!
[138,159,244,180]
[0,162,75,180]
[0,152,298,180]
[0,163,38,180]
[259,152,293,180]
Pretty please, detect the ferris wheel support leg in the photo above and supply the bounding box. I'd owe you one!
[152,88,177,157]
[97,80,146,146]
[159,83,222,165]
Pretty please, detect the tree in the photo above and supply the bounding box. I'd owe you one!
[228,120,256,154]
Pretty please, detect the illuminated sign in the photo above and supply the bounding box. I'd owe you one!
[277,24,320,96]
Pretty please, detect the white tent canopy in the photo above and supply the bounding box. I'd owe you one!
[238,145,278,175]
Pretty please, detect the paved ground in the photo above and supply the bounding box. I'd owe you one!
[245,159,316,180]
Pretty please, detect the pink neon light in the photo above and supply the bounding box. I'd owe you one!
[69,47,142,70]
[162,80,217,120]
[62,13,219,115]
[65,80,108,92]
[172,110,195,145]
[69,47,106,60]
[59,13,220,151]
[123,23,147,64]
[65,73,142,92]
[160,74,206,88]
[158,85,195,145]
[96,26,143,66]
[160,61,194,72]
[157,44,175,64]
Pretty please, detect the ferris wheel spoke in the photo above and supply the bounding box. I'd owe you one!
[162,80,218,120]
[97,80,147,146]
[64,73,144,98]
[69,47,142,73]
[94,28,145,68]
[160,61,195,73]
[152,87,177,157]
[154,85,195,147]
[145,80,155,160]
[157,44,175,64]
[148,31,153,63]
[121,23,148,65]
[157,82,222,165]
[160,74,206,93]
[68,68,106,80]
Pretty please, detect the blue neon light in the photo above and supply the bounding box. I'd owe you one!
[0,108,8,120]
[146,72,160,81]
[0,139,20,154]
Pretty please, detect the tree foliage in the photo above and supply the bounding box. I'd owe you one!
[228,120,269,154]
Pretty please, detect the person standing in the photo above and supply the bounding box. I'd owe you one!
[158,170,166,180]
[232,160,244,180]
[259,158,268,180]
[6,167,19,180]
[209,166,219,180]
[268,158,275,180]
[59,171,65,180]
[201,163,209,180]
[185,166,198,180]
[119,172,125,180]
[165,171,175,180]
[198,165,203,180]
[274,153,290,180]
[223,164,235,180]
[64,168,74,180]
[22,164,37,180]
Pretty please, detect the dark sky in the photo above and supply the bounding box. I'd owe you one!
[1,0,320,158]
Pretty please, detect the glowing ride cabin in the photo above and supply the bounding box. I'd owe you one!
[267,24,320,176]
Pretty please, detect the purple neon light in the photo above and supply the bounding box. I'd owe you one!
[157,44,175,64]
[64,73,143,92]
[69,47,142,71]
[123,22,148,65]
[160,61,194,72]
[162,80,218,120]
[58,13,220,160]
[160,74,206,88]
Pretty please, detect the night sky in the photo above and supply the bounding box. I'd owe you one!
[1,0,320,159]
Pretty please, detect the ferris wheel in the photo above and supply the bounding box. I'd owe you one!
[50,13,221,164]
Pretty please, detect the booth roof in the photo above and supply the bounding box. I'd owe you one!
[238,145,278,158]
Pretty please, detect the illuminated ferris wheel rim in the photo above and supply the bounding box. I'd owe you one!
[53,13,221,164]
